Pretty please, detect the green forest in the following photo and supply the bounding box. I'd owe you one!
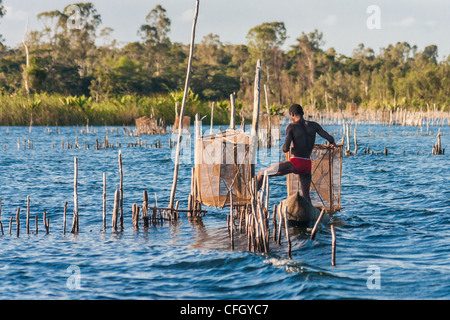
[1,2,449,126]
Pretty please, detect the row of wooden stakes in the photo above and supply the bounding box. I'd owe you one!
[0,192,187,237]
[0,196,50,236]
[42,124,138,137]
[226,173,337,266]
[2,136,164,151]
[57,137,162,150]
[0,150,203,237]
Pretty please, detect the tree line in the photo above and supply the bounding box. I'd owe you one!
[1,1,449,124]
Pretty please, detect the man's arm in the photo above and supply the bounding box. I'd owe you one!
[316,123,336,146]
[282,124,293,153]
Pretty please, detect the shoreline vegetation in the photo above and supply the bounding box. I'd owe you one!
[1,2,450,127]
[0,91,226,127]
[1,92,448,128]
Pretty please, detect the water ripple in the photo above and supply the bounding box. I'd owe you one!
[0,124,449,299]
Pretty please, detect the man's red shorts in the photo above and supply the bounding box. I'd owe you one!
[289,157,312,175]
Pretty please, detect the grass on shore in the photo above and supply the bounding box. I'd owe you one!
[0,92,235,127]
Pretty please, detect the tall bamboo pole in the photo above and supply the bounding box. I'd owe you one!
[252,60,262,137]
[210,102,215,134]
[169,0,200,209]
[264,84,272,148]
[251,59,262,177]
[22,18,30,98]
[230,93,236,130]
[195,112,202,151]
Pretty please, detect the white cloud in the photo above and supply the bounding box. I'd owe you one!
[393,17,416,27]
[4,6,29,21]
[323,14,338,26]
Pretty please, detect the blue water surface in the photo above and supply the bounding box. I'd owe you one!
[0,122,448,300]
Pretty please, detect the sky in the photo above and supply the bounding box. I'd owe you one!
[1,0,450,60]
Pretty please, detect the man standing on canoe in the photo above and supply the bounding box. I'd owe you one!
[257,104,336,203]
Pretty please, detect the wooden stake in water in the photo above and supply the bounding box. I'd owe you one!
[142,190,149,228]
[283,205,291,259]
[43,211,49,234]
[331,224,337,266]
[277,205,283,245]
[257,203,268,253]
[264,171,270,211]
[272,204,277,242]
[9,216,13,235]
[169,0,200,210]
[432,130,443,155]
[71,157,79,234]
[230,192,234,250]
[133,203,141,231]
[16,207,20,237]
[118,151,124,230]
[310,208,325,240]
[345,123,351,156]
[63,202,68,235]
[0,196,2,235]
[174,200,180,221]
[112,189,120,232]
[103,173,106,231]
[26,195,30,235]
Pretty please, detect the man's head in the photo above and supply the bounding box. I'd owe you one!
[289,104,304,120]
